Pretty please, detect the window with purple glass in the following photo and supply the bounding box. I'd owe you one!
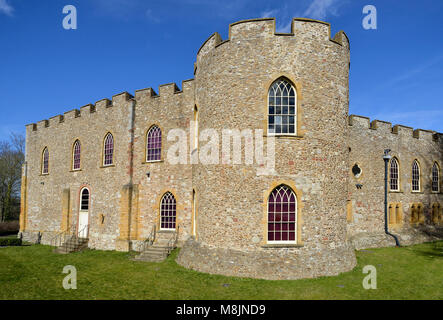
[42,147,49,174]
[73,140,81,170]
[268,185,297,243]
[146,126,161,162]
[103,133,114,166]
[160,192,176,230]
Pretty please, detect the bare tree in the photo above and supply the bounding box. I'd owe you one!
[0,133,25,222]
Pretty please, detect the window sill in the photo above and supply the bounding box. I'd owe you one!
[411,191,424,194]
[263,134,304,139]
[142,160,164,164]
[261,243,304,248]
[100,164,115,168]
[69,169,82,172]
[39,173,49,176]
[389,190,403,193]
[157,229,176,234]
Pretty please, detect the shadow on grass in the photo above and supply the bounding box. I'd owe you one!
[410,241,443,259]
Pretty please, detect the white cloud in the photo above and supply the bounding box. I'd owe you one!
[260,9,279,18]
[0,0,14,16]
[303,0,342,20]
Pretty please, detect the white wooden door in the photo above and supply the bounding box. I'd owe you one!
[78,187,90,238]
[78,211,89,238]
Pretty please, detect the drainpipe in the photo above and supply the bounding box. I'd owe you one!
[383,149,400,247]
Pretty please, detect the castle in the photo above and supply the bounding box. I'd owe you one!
[19,18,442,280]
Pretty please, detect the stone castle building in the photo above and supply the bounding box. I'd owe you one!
[19,18,442,280]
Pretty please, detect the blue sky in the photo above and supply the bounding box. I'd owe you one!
[0,0,442,141]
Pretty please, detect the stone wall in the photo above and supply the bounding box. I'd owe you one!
[178,18,357,279]
[347,115,443,249]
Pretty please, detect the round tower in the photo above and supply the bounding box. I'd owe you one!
[177,18,356,280]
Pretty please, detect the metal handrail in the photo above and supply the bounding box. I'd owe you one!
[76,224,89,239]
[140,225,156,252]
[50,222,76,247]
[167,225,179,255]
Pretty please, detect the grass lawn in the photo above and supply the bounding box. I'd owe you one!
[0,241,442,300]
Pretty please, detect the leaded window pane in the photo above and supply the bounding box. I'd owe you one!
[73,140,81,170]
[147,126,162,162]
[104,133,114,166]
[42,148,49,174]
[268,79,296,135]
[432,163,439,192]
[390,158,399,191]
[412,160,420,191]
[160,192,176,230]
[267,185,297,243]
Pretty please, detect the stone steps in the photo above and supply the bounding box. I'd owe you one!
[134,231,177,262]
[54,237,89,254]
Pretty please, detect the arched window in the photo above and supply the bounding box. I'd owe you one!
[103,133,114,166]
[390,157,399,191]
[412,160,420,192]
[42,147,49,174]
[432,162,440,192]
[80,187,89,211]
[72,140,81,170]
[146,125,161,162]
[160,192,176,230]
[267,185,297,243]
[268,78,296,135]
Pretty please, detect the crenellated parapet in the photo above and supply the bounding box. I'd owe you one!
[349,114,442,142]
[196,17,350,67]
[26,79,195,132]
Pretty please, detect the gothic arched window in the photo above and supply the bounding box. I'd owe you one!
[160,192,176,230]
[390,157,399,191]
[72,140,81,170]
[268,79,296,135]
[103,133,114,166]
[432,162,440,192]
[267,185,297,243]
[146,125,162,162]
[42,147,49,174]
[412,160,420,192]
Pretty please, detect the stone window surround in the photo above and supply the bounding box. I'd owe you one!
[102,131,115,167]
[261,180,304,247]
[144,124,164,163]
[262,73,305,140]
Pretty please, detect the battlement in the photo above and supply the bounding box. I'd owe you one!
[349,114,442,142]
[26,79,195,133]
[196,18,349,65]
